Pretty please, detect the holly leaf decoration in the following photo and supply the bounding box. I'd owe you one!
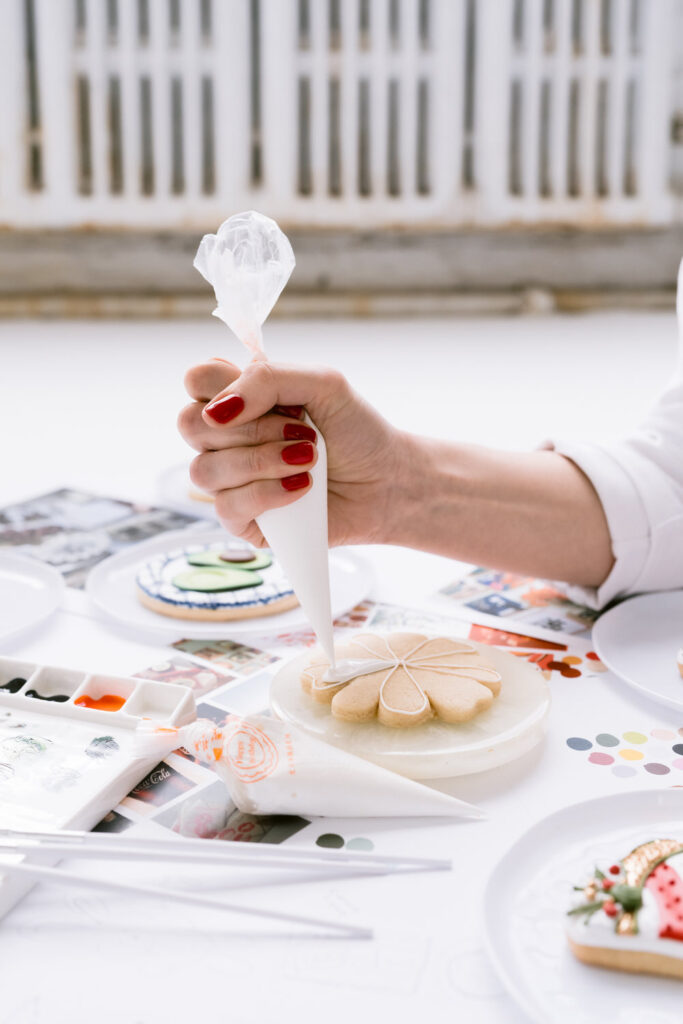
[610,884,643,914]
[567,901,604,919]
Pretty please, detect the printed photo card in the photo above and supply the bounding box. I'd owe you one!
[0,488,197,587]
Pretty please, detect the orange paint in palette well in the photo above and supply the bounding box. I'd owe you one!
[74,694,126,712]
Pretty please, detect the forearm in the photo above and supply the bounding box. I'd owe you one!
[388,434,614,588]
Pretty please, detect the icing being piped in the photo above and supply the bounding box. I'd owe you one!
[304,634,502,726]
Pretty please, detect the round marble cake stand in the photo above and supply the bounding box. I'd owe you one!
[269,640,551,780]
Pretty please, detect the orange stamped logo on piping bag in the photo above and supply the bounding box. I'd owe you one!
[221,720,279,784]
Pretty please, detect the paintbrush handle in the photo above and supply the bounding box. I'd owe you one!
[0,858,371,939]
[0,839,391,876]
[0,828,451,871]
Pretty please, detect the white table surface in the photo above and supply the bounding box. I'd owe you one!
[0,311,680,1024]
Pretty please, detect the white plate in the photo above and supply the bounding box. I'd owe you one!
[156,463,218,521]
[592,590,683,713]
[86,526,373,639]
[484,789,683,1024]
[0,553,65,645]
[269,642,550,779]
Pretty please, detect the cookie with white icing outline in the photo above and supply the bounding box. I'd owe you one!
[567,838,683,979]
[300,632,502,728]
[136,543,298,621]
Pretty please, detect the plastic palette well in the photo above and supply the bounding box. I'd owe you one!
[0,655,196,920]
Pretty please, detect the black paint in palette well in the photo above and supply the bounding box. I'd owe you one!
[0,679,26,694]
[24,689,69,703]
[85,736,120,759]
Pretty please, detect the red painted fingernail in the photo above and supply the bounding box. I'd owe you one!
[283,423,316,443]
[205,394,245,424]
[281,472,310,492]
[274,404,304,419]
[282,441,314,466]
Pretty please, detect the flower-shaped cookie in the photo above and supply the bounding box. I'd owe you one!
[300,632,502,729]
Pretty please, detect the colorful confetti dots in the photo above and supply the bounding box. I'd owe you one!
[673,758,683,771]
[672,744,683,756]
[566,737,592,751]
[585,652,608,672]
[595,733,620,747]
[316,833,345,849]
[612,765,637,778]
[588,752,614,766]
[619,749,644,761]
[644,763,670,776]
[315,834,373,851]
[651,729,676,741]
[547,660,581,678]
[563,656,582,666]
[345,838,375,852]
[622,731,647,744]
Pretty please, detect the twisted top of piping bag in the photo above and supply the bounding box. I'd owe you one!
[193,211,296,358]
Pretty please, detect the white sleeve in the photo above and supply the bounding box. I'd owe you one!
[545,260,683,611]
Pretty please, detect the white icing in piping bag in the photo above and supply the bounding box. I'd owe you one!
[194,211,335,666]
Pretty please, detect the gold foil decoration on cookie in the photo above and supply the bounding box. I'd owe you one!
[300,632,502,728]
[617,839,683,936]
[616,915,636,936]
[622,839,683,888]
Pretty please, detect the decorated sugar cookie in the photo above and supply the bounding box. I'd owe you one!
[567,838,683,979]
[136,543,298,621]
[300,632,502,728]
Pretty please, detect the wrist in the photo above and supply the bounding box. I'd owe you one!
[381,431,450,547]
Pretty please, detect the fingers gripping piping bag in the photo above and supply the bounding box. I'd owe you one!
[141,715,484,819]
[194,212,335,667]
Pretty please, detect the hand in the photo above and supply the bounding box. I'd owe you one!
[178,358,411,548]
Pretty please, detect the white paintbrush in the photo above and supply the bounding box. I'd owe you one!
[0,857,372,939]
[0,826,451,872]
[0,836,437,893]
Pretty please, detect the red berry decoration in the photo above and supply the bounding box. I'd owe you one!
[609,864,621,875]
[602,879,614,890]
[603,900,618,918]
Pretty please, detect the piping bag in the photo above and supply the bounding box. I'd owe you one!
[192,212,484,819]
[194,211,336,669]
[137,715,484,819]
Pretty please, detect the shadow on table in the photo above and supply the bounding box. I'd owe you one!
[427,740,546,809]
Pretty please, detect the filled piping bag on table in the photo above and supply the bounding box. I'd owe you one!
[194,211,336,668]
[138,715,484,819]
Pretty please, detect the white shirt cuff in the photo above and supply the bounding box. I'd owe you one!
[544,440,651,610]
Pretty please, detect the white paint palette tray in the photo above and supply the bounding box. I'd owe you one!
[0,656,196,919]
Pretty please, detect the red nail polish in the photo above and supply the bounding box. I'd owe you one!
[281,441,314,466]
[274,404,304,419]
[205,394,245,424]
[283,423,316,443]
[281,472,310,492]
